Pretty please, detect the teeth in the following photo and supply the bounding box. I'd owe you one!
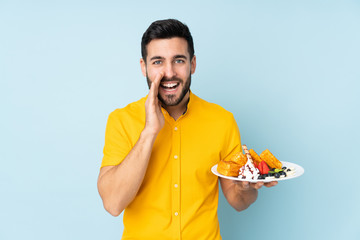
[161,83,178,88]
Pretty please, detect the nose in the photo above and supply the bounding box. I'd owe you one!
[163,62,176,79]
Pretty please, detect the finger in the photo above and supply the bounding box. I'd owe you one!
[253,182,264,189]
[264,181,278,187]
[149,72,164,101]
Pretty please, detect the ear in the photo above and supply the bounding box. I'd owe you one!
[190,55,196,75]
[140,58,146,77]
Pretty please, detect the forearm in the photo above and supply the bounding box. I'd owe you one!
[220,179,258,212]
[97,128,157,216]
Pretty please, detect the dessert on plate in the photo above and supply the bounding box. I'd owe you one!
[216,144,296,181]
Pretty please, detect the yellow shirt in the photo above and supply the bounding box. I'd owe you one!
[101,92,241,240]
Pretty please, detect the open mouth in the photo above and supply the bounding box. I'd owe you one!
[160,82,180,91]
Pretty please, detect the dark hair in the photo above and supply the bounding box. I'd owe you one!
[141,19,194,62]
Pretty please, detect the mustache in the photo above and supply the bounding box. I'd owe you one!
[160,77,183,83]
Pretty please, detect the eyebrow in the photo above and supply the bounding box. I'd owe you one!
[149,55,188,61]
[173,55,187,60]
[149,56,164,61]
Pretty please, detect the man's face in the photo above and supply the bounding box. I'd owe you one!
[141,37,196,106]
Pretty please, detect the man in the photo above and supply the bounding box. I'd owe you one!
[97,19,277,239]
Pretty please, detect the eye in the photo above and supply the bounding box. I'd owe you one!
[174,59,185,64]
[153,60,162,65]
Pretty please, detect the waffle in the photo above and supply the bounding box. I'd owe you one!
[217,160,241,177]
[227,151,247,166]
[260,149,282,169]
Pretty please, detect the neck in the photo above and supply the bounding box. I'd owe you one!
[162,91,190,121]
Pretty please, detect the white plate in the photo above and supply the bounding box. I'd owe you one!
[211,161,304,183]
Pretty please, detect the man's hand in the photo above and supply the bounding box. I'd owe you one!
[220,178,278,212]
[98,72,166,216]
[144,72,165,135]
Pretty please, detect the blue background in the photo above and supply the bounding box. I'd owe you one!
[1,0,359,239]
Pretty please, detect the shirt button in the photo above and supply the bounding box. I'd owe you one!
[174,212,179,216]
[174,126,178,131]
[174,155,178,159]
[174,184,178,188]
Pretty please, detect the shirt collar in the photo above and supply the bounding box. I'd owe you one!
[183,90,194,115]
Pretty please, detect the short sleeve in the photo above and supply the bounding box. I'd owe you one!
[221,113,242,162]
[101,110,133,168]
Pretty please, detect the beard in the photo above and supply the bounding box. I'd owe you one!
[147,74,191,107]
